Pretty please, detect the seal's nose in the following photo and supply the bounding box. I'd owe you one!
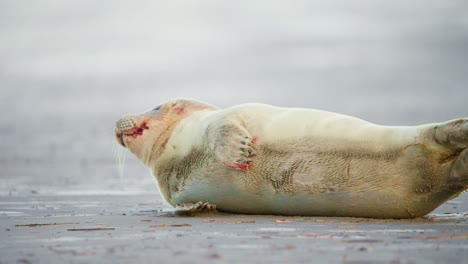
[115,117,136,133]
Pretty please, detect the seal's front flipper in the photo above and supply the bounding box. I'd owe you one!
[207,121,257,171]
[175,201,217,216]
[433,119,468,150]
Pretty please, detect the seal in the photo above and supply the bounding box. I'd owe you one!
[114,99,468,219]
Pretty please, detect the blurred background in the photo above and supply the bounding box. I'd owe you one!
[1,0,467,196]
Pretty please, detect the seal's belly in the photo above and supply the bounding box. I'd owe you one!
[169,141,446,218]
[171,177,426,218]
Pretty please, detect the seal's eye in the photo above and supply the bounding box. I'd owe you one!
[153,105,161,111]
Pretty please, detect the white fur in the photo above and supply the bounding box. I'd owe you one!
[165,103,420,155]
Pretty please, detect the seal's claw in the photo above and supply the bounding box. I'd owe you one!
[175,201,217,216]
[240,138,256,159]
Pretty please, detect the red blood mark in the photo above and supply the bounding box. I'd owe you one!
[225,162,251,171]
[175,107,185,115]
[236,163,251,171]
[252,136,259,143]
[129,123,150,137]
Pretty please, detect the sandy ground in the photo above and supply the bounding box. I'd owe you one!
[1,195,468,264]
[1,1,468,263]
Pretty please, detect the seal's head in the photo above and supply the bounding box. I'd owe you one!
[114,99,217,164]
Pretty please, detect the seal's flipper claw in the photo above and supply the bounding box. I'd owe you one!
[175,201,217,216]
[207,122,256,171]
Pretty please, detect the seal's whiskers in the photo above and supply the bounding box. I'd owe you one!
[113,139,126,182]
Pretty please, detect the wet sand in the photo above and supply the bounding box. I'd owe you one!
[1,194,467,264]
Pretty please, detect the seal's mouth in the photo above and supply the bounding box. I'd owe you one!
[115,131,126,147]
[114,119,149,148]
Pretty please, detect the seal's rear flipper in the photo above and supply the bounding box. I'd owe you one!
[448,148,468,197]
[433,119,468,150]
[207,121,257,171]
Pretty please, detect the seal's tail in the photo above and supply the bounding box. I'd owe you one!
[448,148,468,199]
[433,119,468,150]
